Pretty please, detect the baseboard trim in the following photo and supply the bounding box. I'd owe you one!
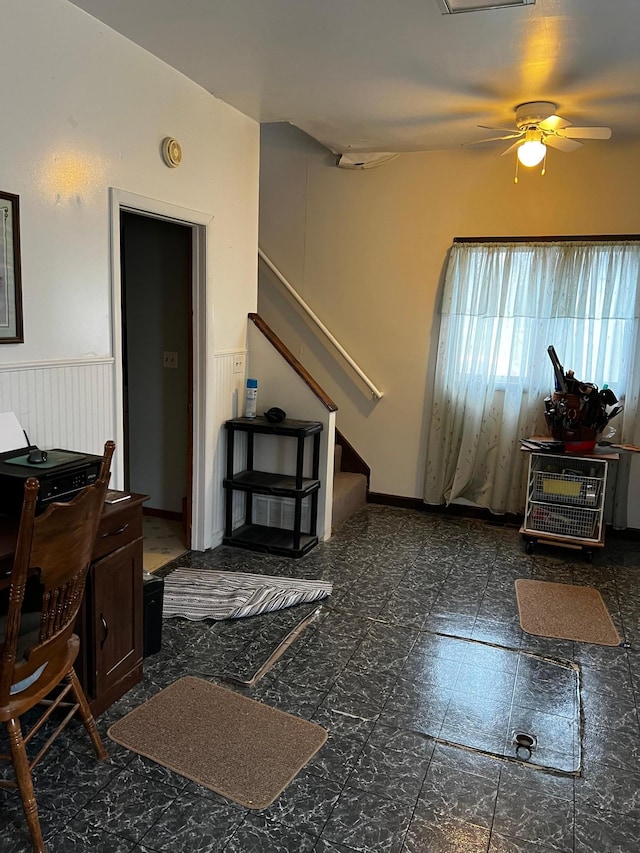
[607,526,640,540]
[368,492,522,525]
[367,492,425,511]
[366,492,640,537]
[143,507,183,522]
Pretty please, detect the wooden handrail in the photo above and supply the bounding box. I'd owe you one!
[258,249,384,400]
[248,314,338,412]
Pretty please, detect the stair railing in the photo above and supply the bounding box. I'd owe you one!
[258,248,384,400]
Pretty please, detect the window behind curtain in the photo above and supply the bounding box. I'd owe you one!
[424,240,640,524]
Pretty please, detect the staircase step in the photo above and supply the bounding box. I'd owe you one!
[332,471,367,531]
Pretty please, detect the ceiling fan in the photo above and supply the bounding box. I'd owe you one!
[468,101,612,173]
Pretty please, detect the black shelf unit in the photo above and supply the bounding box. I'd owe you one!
[223,416,323,557]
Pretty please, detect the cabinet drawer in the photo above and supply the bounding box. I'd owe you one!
[525,501,601,541]
[92,503,142,561]
[531,470,603,508]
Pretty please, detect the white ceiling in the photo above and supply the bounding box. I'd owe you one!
[69,0,640,155]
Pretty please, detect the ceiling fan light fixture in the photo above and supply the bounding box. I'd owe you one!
[471,102,612,182]
[517,136,546,167]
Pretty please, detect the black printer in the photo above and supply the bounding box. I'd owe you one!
[0,447,103,515]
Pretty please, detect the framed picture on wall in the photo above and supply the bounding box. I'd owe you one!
[0,190,23,344]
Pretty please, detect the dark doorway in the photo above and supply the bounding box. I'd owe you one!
[120,211,192,541]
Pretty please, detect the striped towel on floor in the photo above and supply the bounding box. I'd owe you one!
[162,568,333,621]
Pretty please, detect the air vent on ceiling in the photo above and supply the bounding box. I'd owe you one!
[437,0,535,13]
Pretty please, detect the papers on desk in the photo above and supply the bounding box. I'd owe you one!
[0,412,29,454]
[104,490,132,505]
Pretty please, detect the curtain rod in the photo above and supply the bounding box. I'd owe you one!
[454,235,640,243]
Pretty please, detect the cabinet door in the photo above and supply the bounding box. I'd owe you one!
[90,538,143,699]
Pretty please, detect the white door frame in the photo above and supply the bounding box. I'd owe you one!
[109,188,212,551]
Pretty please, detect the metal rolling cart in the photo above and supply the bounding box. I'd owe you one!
[520,446,618,561]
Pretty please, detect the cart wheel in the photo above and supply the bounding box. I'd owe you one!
[585,550,594,563]
[525,540,535,555]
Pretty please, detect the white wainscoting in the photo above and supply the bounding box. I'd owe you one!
[207,350,247,547]
[0,358,116,455]
[0,352,247,551]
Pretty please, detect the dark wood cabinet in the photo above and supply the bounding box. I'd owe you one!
[0,492,146,717]
[76,493,146,716]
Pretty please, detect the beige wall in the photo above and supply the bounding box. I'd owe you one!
[0,0,259,549]
[258,123,640,523]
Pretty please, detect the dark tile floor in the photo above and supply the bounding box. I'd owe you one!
[2,505,640,852]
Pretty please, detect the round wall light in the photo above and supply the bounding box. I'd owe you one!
[162,137,182,168]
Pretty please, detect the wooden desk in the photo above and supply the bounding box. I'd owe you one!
[0,493,147,717]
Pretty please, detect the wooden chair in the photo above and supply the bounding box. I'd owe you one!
[0,441,115,852]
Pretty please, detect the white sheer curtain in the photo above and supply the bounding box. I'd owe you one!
[424,241,640,525]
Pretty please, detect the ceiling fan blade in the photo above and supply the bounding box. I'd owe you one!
[478,125,519,134]
[463,133,522,146]
[538,114,571,132]
[500,140,523,157]
[544,135,583,153]
[562,126,612,140]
